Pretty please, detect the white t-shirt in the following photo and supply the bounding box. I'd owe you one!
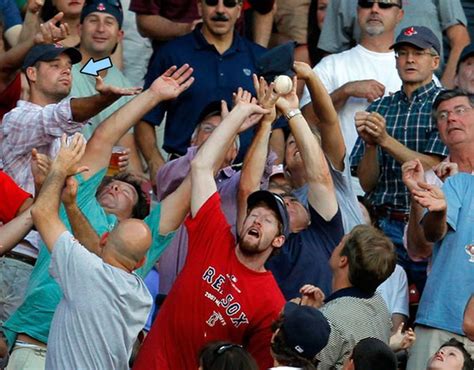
[377,264,409,317]
[46,231,152,370]
[301,45,402,155]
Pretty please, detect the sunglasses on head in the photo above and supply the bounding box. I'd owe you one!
[358,0,401,9]
[204,0,241,8]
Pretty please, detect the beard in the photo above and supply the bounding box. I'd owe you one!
[239,236,261,256]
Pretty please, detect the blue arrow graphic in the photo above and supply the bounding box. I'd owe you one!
[80,57,113,76]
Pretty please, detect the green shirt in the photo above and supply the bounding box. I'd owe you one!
[3,168,174,346]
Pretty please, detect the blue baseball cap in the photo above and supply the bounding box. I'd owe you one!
[390,26,441,55]
[457,43,474,71]
[80,0,123,28]
[282,302,331,361]
[22,44,82,70]
[247,190,290,239]
[256,41,296,83]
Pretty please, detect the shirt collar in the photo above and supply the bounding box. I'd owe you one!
[325,287,374,303]
[401,80,438,102]
[192,25,242,54]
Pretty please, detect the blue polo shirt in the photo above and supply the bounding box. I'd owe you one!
[142,26,272,162]
[266,206,344,299]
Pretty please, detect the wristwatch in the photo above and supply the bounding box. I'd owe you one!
[285,108,302,121]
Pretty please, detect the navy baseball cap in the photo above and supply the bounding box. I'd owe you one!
[22,44,82,70]
[282,302,331,361]
[457,43,474,71]
[80,0,123,28]
[390,26,441,55]
[247,190,290,239]
[256,41,296,83]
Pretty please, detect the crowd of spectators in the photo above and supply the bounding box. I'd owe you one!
[0,0,473,369]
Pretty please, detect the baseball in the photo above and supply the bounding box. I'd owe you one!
[274,75,293,95]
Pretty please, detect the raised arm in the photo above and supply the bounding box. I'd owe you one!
[276,78,338,220]
[191,100,269,217]
[31,133,87,251]
[294,62,345,170]
[79,64,194,179]
[135,14,200,41]
[440,24,471,88]
[237,77,279,233]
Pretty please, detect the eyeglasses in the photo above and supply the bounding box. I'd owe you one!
[358,0,401,9]
[204,0,241,8]
[395,50,436,58]
[437,106,472,122]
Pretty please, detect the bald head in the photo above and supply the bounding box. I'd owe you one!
[106,219,152,269]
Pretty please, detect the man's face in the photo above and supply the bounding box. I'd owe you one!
[97,180,138,219]
[80,12,123,57]
[455,56,474,94]
[357,1,403,37]
[239,206,282,255]
[395,45,439,86]
[29,54,73,100]
[283,194,310,233]
[436,96,474,148]
[198,0,242,38]
[284,134,303,175]
[428,346,465,370]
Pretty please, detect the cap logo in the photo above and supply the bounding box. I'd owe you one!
[404,27,417,36]
[97,3,106,11]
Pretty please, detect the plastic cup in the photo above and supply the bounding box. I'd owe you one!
[107,146,127,177]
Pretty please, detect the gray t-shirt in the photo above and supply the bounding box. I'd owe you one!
[46,231,152,370]
[292,156,364,233]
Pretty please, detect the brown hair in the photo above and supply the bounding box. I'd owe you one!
[341,225,396,294]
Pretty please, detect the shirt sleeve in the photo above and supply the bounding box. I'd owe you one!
[442,174,466,231]
[136,202,175,277]
[437,0,468,29]
[49,231,103,299]
[3,98,86,158]
[185,192,232,255]
[0,0,22,31]
[390,266,409,316]
[0,171,31,223]
[317,0,357,53]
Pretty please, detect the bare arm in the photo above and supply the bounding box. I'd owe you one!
[135,120,167,186]
[441,24,471,88]
[136,14,198,41]
[0,206,34,256]
[191,101,269,217]
[277,78,338,220]
[294,62,345,170]
[31,134,88,251]
[79,64,194,180]
[356,144,380,193]
[252,6,274,47]
[329,80,385,112]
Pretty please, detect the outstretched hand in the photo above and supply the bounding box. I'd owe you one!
[53,133,89,176]
[149,64,194,101]
[390,323,416,352]
[95,76,143,97]
[232,87,264,131]
[293,61,314,81]
[276,76,299,114]
[411,182,446,212]
[253,74,280,124]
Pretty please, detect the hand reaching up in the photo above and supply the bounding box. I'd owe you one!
[253,74,280,124]
[149,64,194,101]
[35,12,70,45]
[276,76,299,115]
[31,148,52,188]
[52,133,88,176]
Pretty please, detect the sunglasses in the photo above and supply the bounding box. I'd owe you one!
[204,0,241,8]
[358,0,401,9]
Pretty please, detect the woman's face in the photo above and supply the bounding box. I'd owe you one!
[428,346,465,370]
[316,0,329,30]
[53,0,85,17]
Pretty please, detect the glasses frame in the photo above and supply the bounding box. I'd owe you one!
[437,105,473,122]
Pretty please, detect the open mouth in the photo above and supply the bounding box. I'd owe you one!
[247,228,260,238]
